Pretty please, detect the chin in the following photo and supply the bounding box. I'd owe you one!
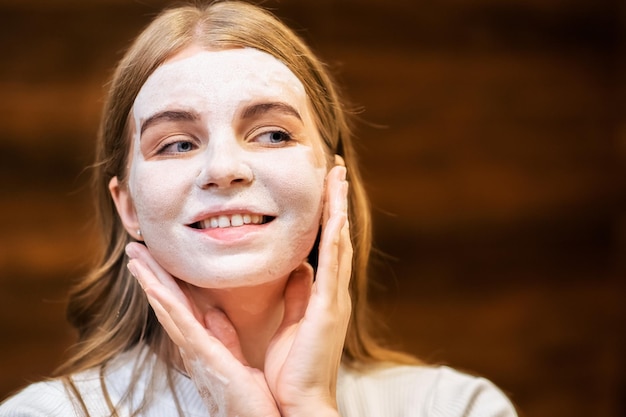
[161,257,300,290]
[186,274,284,290]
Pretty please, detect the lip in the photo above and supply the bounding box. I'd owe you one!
[184,206,277,245]
[188,221,272,243]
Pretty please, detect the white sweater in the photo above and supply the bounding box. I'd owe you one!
[0,349,517,416]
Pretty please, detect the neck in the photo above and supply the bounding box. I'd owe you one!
[183,277,288,370]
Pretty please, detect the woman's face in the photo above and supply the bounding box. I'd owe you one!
[112,47,327,288]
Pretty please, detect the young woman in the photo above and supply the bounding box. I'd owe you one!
[1,2,517,416]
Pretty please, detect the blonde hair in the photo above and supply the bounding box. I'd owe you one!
[57,0,415,404]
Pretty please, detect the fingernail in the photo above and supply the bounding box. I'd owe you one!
[338,165,347,181]
[334,154,345,167]
[125,243,137,259]
[127,260,138,278]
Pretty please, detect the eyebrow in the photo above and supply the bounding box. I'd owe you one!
[140,110,199,135]
[241,102,302,121]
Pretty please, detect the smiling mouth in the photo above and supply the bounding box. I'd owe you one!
[188,214,275,230]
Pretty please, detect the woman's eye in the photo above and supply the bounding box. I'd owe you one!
[255,130,293,145]
[158,140,196,154]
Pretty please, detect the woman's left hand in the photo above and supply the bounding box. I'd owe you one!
[263,163,353,417]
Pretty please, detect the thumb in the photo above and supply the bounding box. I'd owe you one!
[281,262,314,328]
[204,307,248,365]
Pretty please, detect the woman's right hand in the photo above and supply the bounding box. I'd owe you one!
[126,243,281,417]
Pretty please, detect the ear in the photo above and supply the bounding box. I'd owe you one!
[109,176,143,241]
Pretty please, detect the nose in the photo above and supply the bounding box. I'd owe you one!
[195,134,253,189]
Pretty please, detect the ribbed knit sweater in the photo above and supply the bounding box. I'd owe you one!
[0,349,517,416]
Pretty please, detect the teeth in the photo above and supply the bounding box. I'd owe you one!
[231,214,244,227]
[218,215,230,228]
[198,214,266,229]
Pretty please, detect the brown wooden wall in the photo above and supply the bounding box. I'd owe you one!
[1,1,625,416]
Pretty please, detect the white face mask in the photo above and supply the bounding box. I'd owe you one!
[126,47,327,288]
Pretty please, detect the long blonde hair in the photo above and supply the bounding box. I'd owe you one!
[57,0,414,384]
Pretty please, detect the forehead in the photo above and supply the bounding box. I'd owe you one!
[133,48,307,115]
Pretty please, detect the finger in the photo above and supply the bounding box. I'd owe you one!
[132,259,255,395]
[327,165,347,216]
[322,176,331,228]
[334,179,353,327]
[204,307,248,365]
[336,218,353,319]
[127,258,188,347]
[146,272,240,374]
[322,162,346,227]
[315,170,348,297]
[126,243,188,303]
[337,185,353,292]
[127,242,208,322]
[127,257,228,363]
[127,250,257,397]
[281,263,314,328]
[334,154,346,168]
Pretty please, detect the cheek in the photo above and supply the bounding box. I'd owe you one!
[129,161,195,224]
[268,150,326,221]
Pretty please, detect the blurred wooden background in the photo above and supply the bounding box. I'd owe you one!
[0,1,624,416]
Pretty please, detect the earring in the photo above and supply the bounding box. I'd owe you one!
[137,229,142,237]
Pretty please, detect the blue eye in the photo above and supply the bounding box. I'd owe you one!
[158,140,196,155]
[256,130,292,145]
[175,141,194,152]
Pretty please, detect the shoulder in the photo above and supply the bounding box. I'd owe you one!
[1,349,206,417]
[0,379,83,417]
[337,364,518,417]
[0,349,142,417]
